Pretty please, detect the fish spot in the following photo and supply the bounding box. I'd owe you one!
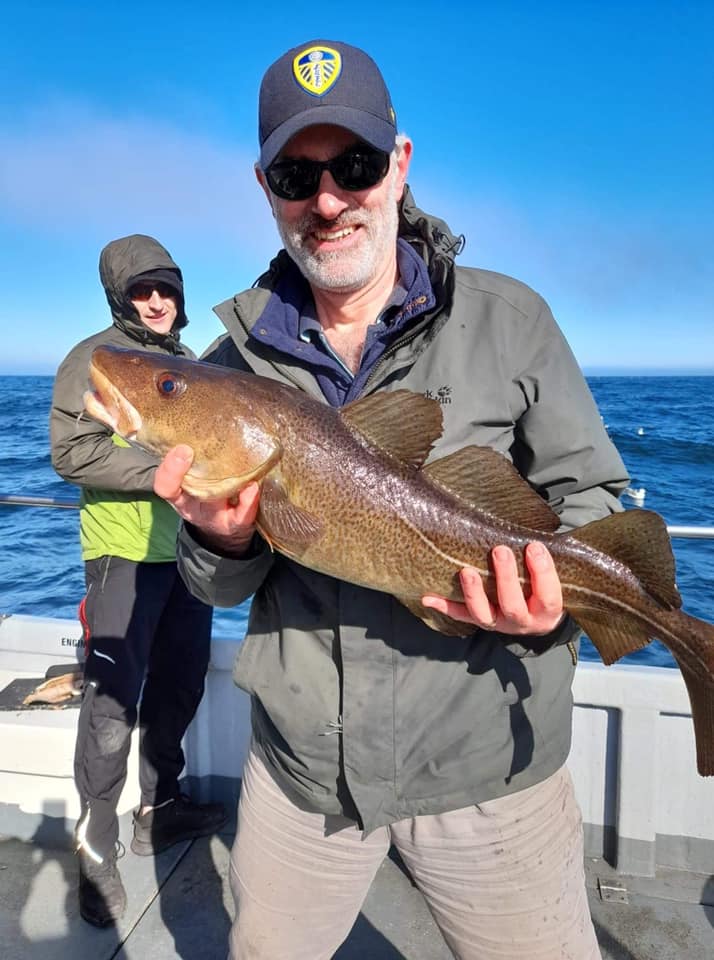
[289,683,302,695]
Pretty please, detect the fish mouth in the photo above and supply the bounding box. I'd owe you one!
[84,361,142,438]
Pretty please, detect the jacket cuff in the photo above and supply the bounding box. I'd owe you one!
[502,614,581,658]
[176,524,273,608]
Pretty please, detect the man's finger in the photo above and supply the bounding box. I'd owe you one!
[459,566,497,626]
[524,541,563,618]
[238,481,261,525]
[153,445,194,500]
[491,545,530,625]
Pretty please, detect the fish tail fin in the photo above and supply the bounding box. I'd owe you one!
[665,608,714,777]
[568,509,681,610]
[673,653,714,777]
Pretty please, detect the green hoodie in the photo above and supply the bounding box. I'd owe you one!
[50,234,197,562]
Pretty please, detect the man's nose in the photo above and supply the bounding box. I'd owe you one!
[311,171,349,219]
[147,289,163,309]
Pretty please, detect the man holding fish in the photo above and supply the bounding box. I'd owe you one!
[154,40,628,959]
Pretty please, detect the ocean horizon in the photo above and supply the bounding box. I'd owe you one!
[2,366,714,378]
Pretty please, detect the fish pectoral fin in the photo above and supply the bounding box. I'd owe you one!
[573,610,651,665]
[676,656,714,776]
[257,476,323,554]
[569,511,681,609]
[340,390,443,468]
[396,595,474,638]
[422,446,560,533]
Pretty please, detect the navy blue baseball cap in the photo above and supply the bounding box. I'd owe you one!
[258,40,397,170]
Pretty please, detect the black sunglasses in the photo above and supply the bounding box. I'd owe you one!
[265,142,391,201]
[128,282,177,301]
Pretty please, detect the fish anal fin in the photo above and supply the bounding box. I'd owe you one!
[574,610,651,665]
[570,510,681,609]
[423,446,560,533]
[257,476,323,554]
[396,595,474,637]
[340,390,443,468]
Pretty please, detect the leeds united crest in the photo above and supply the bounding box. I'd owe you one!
[293,45,342,97]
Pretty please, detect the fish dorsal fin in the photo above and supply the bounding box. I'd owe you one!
[569,510,681,609]
[422,446,560,533]
[340,390,443,468]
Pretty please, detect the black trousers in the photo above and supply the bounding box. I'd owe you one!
[74,556,213,857]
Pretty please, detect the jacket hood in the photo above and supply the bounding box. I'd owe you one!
[398,185,464,265]
[98,234,188,343]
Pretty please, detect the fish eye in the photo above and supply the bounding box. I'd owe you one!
[156,372,186,398]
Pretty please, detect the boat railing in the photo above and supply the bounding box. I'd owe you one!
[0,493,712,540]
[0,494,81,509]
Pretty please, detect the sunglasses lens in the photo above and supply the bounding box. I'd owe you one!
[266,160,319,201]
[332,148,390,192]
[266,145,391,200]
[129,282,176,300]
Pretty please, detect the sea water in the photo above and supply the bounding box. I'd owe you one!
[1,375,713,665]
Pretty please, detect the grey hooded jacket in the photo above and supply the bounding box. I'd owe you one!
[177,191,629,829]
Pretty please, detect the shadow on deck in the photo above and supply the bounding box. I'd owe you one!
[1,813,712,960]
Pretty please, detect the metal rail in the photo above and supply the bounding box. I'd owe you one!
[666,526,714,539]
[0,493,712,540]
[0,494,80,509]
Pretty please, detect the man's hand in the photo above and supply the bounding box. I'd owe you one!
[422,541,565,635]
[154,444,260,555]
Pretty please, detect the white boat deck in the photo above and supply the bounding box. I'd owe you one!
[2,819,713,959]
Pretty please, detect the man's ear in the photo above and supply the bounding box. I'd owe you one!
[255,163,276,217]
[394,138,413,203]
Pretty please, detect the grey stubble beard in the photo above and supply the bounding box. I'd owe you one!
[275,166,400,293]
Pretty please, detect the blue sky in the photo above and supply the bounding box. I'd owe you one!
[1,1,712,374]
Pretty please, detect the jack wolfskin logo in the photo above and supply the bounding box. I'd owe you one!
[424,385,452,405]
[293,46,342,97]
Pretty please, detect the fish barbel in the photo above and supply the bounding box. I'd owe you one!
[84,345,714,776]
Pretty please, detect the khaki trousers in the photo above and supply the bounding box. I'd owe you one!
[228,748,601,960]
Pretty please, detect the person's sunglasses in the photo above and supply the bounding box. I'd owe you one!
[128,282,177,301]
[265,143,391,201]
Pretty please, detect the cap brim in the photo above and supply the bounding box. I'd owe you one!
[260,105,396,169]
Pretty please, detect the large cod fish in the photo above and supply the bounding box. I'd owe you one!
[85,346,714,776]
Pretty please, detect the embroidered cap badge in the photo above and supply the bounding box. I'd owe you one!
[292,45,342,97]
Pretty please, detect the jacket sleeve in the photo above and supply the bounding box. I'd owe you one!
[511,299,629,530]
[176,525,275,608]
[50,340,159,492]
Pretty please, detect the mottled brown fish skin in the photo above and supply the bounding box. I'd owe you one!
[85,346,714,776]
